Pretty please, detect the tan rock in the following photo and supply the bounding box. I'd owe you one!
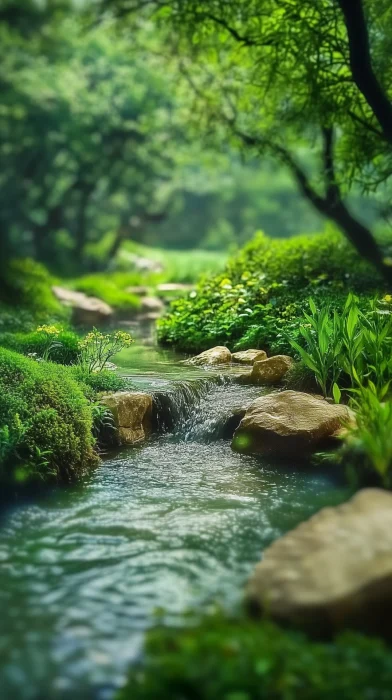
[140,296,165,313]
[250,355,294,384]
[232,349,267,365]
[125,285,150,296]
[52,285,113,326]
[247,488,392,638]
[156,283,194,293]
[232,390,351,456]
[101,391,152,445]
[189,346,232,366]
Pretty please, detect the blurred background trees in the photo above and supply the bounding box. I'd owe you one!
[0,0,390,277]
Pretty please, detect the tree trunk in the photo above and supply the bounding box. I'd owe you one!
[338,0,392,144]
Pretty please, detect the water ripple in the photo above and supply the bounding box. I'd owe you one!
[0,382,347,700]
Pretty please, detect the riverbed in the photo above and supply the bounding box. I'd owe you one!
[0,342,349,700]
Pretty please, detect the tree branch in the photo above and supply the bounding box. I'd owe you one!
[338,0,392,145]
[234,125,392,285]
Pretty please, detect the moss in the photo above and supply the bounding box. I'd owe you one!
[0,348,98,485]
[118,613,392,700]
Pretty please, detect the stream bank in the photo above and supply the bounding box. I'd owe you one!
[0,343,349,700]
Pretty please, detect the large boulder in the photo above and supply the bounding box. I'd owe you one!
[101,391,152,445]
[52,286,113,326]
[232,349,267,365]
[232,390,352,456]
[188,346,232,366]
[247,488,392,638]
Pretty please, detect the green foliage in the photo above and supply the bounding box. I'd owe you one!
[1,258,58,312]
[78,328,134,374]
[91,402,116,445]
[0,327,80,365]
[158,229,383,353]
[341,386,392,488]
[0,326,80,364]
[118,613,392,700]
[290,294,392,398]
[71,274,141,312]
[0,15,191,271]
[0,347,97,485]
[72,367,128,395]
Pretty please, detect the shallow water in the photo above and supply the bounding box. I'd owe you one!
[0,344,349,700]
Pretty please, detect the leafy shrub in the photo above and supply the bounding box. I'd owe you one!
[158,228,383,353]
[0,348,97,485]
[0,327,80,365]
[339,385,392,488]
[118,613,392,700]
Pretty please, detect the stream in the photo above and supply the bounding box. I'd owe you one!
[0,342,349,700]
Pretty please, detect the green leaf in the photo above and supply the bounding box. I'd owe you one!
[332,383,341,404]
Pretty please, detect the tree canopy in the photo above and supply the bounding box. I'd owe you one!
[101,0,392,279]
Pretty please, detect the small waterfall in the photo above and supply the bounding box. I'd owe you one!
[152,375,228,433]
[152,377,263,441]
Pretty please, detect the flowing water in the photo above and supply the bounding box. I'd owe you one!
[0,342,349,700]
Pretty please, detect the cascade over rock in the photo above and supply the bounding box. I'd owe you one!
[232,390,352,456]
[188,346,232,366]
[232,349,267,365]
[247,488,392,638]
[101,391,152,445]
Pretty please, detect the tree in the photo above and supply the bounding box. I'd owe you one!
[0,11,186,272]
[103,0,392,282]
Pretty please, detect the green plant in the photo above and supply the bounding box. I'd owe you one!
[91,402,116,443]
[343,385,392,488]
[77,329,134,374]
[289,294,392,398]
[289,298,343,398]
[33,325,63,361]
[118,612,392,700]
[0,348,97,485]
[0,327,80,365]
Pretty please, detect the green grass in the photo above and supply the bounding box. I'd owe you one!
[121,241,226,284]
[70,273,142,312]
[0,328,81,365]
